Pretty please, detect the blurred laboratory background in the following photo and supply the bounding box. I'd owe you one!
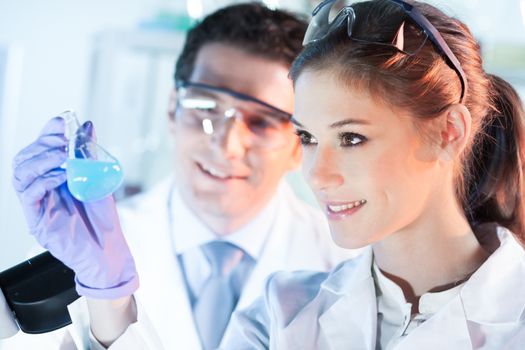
[0,0,524,273]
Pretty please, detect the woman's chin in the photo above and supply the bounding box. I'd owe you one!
[330,230,371,250]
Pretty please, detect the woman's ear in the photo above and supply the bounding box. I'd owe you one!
[438,103,472,161]
[167,89,177,135]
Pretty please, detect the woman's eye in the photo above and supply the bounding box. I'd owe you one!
[296,130,318,146]
[340,132,367,147]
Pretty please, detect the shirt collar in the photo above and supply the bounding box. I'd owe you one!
[373,261,464,317]
[372,261,405,308]
[169,185,279,261]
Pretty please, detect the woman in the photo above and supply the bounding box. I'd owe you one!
[222,0,525,348]
[10,0,525,349]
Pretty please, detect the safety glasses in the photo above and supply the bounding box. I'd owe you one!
[175,80,295,150]
[304,0,467,102]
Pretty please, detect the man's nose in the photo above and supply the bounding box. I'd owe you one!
[211,115,251,158]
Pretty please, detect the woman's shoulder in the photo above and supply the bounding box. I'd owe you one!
[263,250,372,326]
[267,254,364,292]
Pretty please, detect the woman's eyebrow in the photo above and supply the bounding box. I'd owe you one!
[329,118,370,128]
[291,117,370,129]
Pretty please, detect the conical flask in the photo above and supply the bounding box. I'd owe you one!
[60,110,124,202]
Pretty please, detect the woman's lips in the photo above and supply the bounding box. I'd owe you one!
[324,199,366,220]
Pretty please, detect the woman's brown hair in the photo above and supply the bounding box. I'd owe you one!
[290,0,525,240]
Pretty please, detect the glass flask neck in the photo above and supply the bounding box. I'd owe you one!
[60,110,83,141]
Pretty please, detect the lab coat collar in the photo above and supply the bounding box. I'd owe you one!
[318,248,377,350]
[317,226,525,323]
[460,225,525,324]
[312,225,525,349]
[374,225,525,349]
[320,246,374,295]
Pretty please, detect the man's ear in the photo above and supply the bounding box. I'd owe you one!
[438,103,472,161]
[167,88,177,135]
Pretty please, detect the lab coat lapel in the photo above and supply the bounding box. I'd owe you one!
[458,226,525,348]
[460,226,525,325]
[121,180,201,350]
[318,249,377,350]
[398,226,525,349]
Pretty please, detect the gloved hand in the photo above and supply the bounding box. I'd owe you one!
[12,117,139,299]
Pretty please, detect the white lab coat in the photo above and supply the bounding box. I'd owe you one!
[99,177,354,350]
[1,177,355,349]
[224,224,525,349]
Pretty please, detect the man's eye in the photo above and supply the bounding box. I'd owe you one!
[296,130,318,146]
[196,106,218,114]
[340,132,367,147]
[246,116,272,132]
[188,107,220,122]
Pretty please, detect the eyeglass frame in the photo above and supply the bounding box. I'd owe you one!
[306,0,468,103]
[175,80,293,120]
[174,80,295,149]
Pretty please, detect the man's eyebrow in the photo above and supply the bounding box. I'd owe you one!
[194,90,221,100]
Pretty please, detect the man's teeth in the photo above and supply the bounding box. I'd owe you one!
[328,200,366,213]
[201,164,229,179]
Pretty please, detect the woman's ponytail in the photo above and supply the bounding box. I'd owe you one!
[466,74,525,241]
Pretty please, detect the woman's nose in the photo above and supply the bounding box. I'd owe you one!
[304,146,344,193]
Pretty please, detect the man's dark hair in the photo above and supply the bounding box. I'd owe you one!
[174,2,307,82]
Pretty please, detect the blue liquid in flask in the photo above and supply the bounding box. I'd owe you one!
[66,158,124,202]
[60,110,124,202]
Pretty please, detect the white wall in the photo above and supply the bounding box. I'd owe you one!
[0,0,175,271]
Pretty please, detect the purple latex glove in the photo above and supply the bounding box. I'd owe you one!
[12,117,139,299]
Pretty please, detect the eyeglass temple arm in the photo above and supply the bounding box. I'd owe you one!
[391,0,468,102]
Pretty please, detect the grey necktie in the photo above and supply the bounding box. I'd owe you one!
[193,241,254,350]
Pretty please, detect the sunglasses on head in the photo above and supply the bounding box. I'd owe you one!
[304,0,468,103]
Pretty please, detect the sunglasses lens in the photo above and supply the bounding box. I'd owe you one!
[385,19,428,54]
[305,0,428,55]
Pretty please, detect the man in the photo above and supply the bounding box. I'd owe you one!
[5,3,356,350]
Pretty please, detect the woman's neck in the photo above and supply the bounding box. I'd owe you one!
[372,195,490,301]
